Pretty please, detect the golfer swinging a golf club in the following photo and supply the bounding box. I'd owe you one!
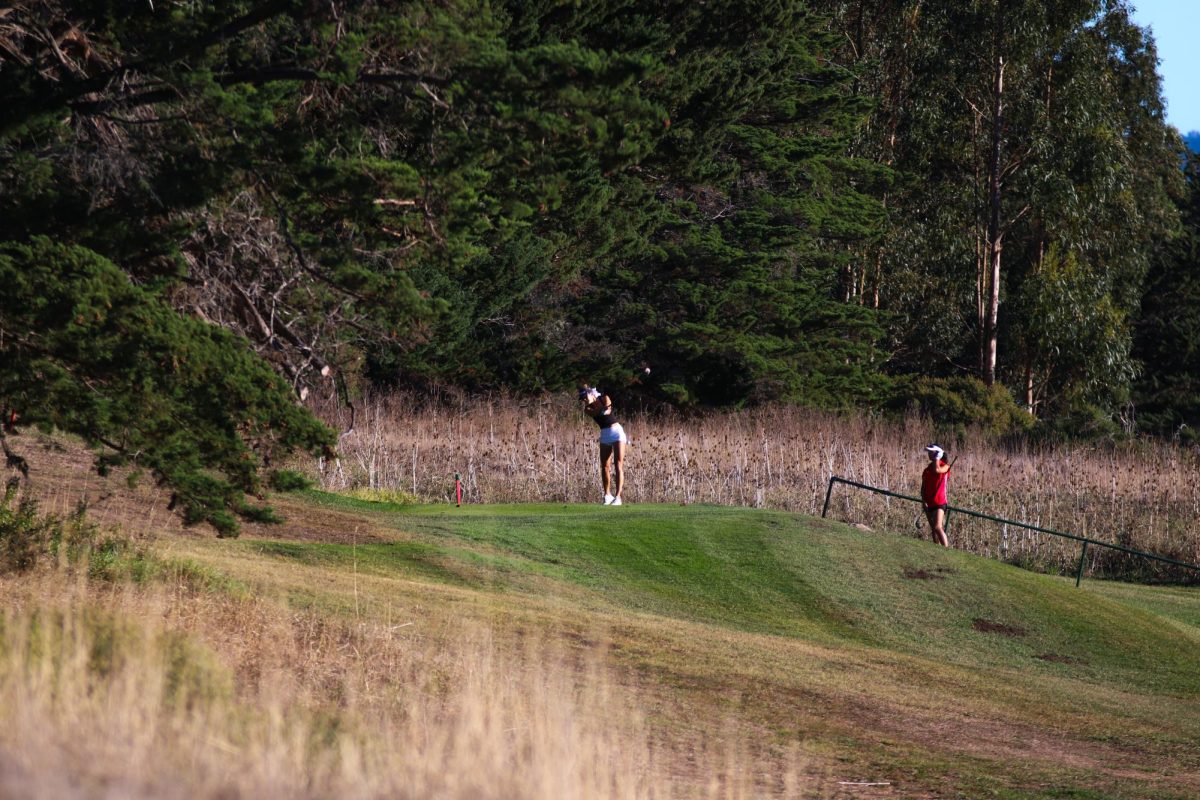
[579,385,627,505]
[921,444,952,547]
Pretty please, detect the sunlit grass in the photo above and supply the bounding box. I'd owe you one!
[338,487,422,506]
[306,391,1200,580]
[3,495,1199,798]
[0,564,766,799]
[167,501,1200,798]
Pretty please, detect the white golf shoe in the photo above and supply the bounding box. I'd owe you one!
[603,494,614,505]
[611,497,622,506]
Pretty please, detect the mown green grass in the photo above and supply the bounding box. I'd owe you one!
[186,494,1200,798]
[267,494,1200,696]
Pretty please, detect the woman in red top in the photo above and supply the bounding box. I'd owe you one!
[921,443,951,547]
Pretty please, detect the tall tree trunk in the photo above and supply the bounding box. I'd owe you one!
[982,42,1006,386]
[872,193,886,309]
[974,106,986,347]
[1026,59,1053,414]
[1024,359,1035,412]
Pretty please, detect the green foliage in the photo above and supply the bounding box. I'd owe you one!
[1,477,251,585]
[0,238,335,535]
[369,0,889,406]
[82,536,154,584]
[1009,246,1136,417]
[48,504,107,572]
[1132,152,1200,438]
[268,470,315,493]
[0,478,122,576]
[1036,402,1126,443]
[573,1,886,406]
[0,0,1191,455]
[0,480,57,574]
[840,0,1181,427]
[890,375,1035,438]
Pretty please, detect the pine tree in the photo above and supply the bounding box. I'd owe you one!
[0,238,334,535]
[484,0,889,406]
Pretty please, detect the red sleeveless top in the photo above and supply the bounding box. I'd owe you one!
[921,460,949,507]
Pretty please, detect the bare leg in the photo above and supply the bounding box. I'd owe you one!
[925,507,949,547]
[599,443,613,499]
[611,441,625,500]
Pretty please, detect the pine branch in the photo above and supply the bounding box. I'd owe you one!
[2,1,310,133]
[67,67,451,117]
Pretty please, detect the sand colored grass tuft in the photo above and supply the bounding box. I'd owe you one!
[0,564,811,799]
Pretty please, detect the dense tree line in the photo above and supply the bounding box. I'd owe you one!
[1132,150,1200,440]
[835,0,1185,430]
[0,0,1195,530]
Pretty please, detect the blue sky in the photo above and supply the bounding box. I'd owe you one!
[1127,0,1200,134]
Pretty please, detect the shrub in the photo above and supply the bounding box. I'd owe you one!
[50,503,105,568]
[0,477,144,578]
[268,470,315,492]
[890,375,1035,438]
[341,487,421,505]
[0,478,56,573]
[1036,401,1125,442]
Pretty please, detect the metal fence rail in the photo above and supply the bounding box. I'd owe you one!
[821,475,1200,587]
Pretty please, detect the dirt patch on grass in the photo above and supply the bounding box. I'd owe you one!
[1033,653,1086,666]
[972,618,1027,637]
[242,495,396,544]
[902,567,954,580]
[3,432,185,536]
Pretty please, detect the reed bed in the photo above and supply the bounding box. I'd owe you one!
[309,391,1200,581]
[0,566,810,799]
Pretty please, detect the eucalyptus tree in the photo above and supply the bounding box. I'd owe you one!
[1003,4,1182,419]
[1132,152,1200,437]
[834,0,1180,420]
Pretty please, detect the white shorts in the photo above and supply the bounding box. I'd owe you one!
[598,423,628,446]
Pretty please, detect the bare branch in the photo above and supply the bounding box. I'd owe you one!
[1001,203,1032,236]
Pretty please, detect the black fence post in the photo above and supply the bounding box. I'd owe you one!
[821,477,835,518]
[1075,541,1089,588]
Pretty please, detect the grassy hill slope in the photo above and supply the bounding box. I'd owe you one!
[153,494,1200,799]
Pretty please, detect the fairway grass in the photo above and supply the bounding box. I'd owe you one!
[4,492,1198,798]
[153,494,1200,798]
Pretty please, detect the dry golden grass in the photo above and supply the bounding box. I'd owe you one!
[309,391,1200,579]
[0,559,816,800]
